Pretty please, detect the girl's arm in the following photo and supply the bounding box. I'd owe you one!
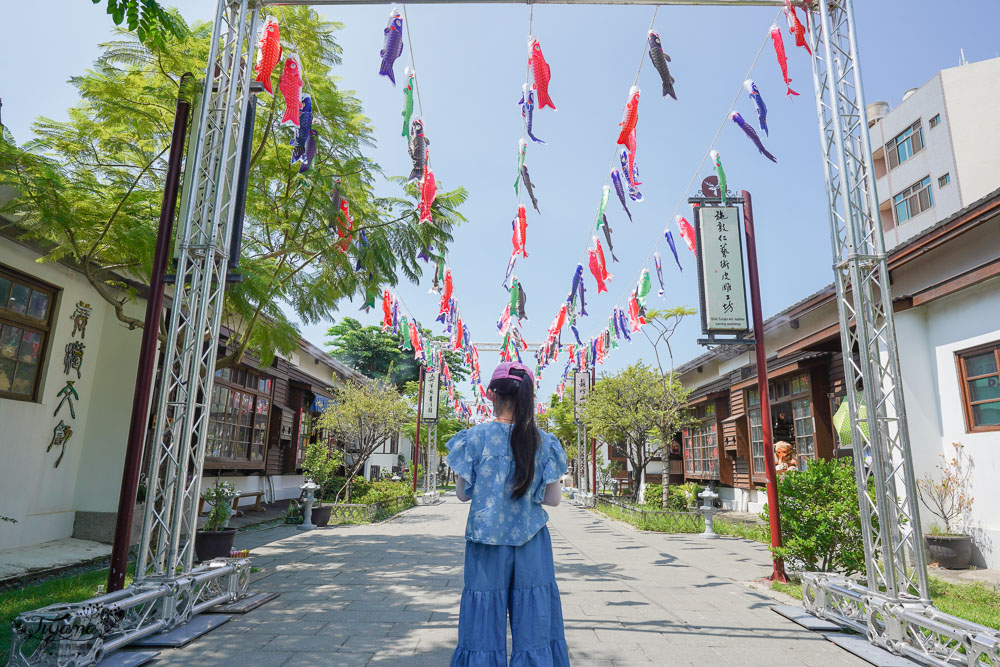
[541,481,561,507]
[456,476,472,502]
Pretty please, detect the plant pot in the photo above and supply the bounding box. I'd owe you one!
[925,534,972,570]
[195,528,237,562]
[311,505,332,527]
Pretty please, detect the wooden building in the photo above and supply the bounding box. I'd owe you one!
[675,189,1000,570]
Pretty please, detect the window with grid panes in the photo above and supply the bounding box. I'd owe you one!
[683,403,718,478]
[886,120,924,169]
[206,365,272,462]
[747,388,765,474]
[792,398,815,469]
[749,374,815,474]
[956,344,1000,431]
[297,410,313,463]
[894,176,934,224]
[0,267,56,401]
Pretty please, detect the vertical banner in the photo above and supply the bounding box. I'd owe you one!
[573,371,591,423]
[694,206,749,335]
[421,371,440,421]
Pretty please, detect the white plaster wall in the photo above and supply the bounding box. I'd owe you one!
[921,279,1000,568]
[0,243,114,549]
[207,474,304,503]
[941,57,1000,208]
[71,306,142,512]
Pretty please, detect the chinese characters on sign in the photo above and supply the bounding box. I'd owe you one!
[421,371,440,422]
[696,206,749,334]
[573,371,591,423]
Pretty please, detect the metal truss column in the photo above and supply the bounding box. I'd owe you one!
[137,0,259,581]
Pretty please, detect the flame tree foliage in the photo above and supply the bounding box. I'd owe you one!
[0,8,467,369]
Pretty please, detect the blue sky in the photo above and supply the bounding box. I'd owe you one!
[3,1,999,401]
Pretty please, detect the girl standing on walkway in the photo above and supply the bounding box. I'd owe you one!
[446,361,570,666]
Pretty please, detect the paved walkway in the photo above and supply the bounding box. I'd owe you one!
[151,497,868,666]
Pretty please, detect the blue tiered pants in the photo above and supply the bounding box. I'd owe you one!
[451,527,570,666]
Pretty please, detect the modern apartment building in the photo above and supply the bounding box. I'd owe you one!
[870,56,1000,248]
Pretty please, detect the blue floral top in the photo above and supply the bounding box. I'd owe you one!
[446,421,568,547]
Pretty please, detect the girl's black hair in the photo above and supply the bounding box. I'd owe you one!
[489,369,540,499]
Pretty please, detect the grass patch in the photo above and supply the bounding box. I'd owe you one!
[769,575,1000,631]
[594,500,703,533]
[928,577,1000,630]
[770,578,803,600]
[0,566,134,658]
[714,516,770,544]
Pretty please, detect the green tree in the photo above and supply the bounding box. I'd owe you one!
[582,362,690,504]
[319,378,411,502]
[0,8,466,369]
[596,451,622,494]
[301,439,343,506]
[401,380,467,460]
[641,306,697,508]
[325,317,467,390]
[541,392,582,485]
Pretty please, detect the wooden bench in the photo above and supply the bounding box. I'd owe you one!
[198,491,266,517]
[233,492,265,515]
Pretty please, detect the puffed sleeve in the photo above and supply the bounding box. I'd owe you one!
[446,429,476,495]
[533,433,569,503]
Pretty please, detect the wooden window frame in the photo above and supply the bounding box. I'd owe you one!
[746,372,813,479]
[205,365,274,468]
[0,265,58,402]
[955,342,1000,433]
[683,403,719,480]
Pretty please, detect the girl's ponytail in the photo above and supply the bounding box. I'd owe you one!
[488,368,541,499]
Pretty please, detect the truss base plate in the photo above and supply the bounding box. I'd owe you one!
[205,591,278,614]
[822,634,920,667]
[131,614,231,648]
[101,650,160,666]
[772,605,844,632]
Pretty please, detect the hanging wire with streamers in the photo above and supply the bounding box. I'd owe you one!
[575,10,780,349]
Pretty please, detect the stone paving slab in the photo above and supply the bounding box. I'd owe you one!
[148,497,869,666]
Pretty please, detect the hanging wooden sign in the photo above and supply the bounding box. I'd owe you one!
[421,370,440,422]
[693,204,749,336]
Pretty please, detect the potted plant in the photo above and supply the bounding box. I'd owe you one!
[677,482,701,509]
[301,440,342,527]
[195,480,238,562]
[918,442,975,569]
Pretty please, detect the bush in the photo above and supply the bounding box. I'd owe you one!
[356,480,412,505]
[643,484,662,507]
[323,476,372,503]
[762,457,867,575]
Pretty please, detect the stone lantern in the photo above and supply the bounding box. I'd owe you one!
[298,479,320,530]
